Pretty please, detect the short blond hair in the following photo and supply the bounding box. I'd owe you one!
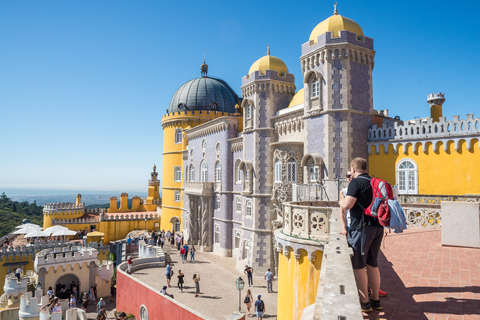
[351,157,367,173]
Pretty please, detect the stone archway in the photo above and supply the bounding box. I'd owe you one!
[55,273,81,299]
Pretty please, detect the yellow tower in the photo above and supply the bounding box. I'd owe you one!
[427,92,445,122]
[144,164,162,211]
[161,61,240,232]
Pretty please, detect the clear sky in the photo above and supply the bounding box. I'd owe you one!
[1,0,479,194]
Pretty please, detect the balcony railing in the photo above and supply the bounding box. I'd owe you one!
[184,182,214,196]
[282,201,333,240]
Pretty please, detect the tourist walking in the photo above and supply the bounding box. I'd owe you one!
[264,268,274,293]
[193,274,200,297]
[177,270,185,292]
[244,289,253,316]
[110,284,116,302]
[166,262,173,287]
[82,292,89,311]
[183,244,189,262]
[97,297,105,313]
[89,286,96,304]
[176,234,182,250]
[69,294,76,308]
[127,256,133,273]
[254,295,266,320]
[180,246,186,263]
[190,245,196,262]
[244,265,254,287]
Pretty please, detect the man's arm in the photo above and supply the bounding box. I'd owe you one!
[340,195,357,211]
[339,190,348,235]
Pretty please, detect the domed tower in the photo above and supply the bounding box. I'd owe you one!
[161,62,240,232]
[301,3,375,184]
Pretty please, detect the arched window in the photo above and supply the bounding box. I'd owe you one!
[189,164,195,182]
[215,161,222,182]
[287,160,297,183]
[396,159,418,194]
[173,219,180,232]
[246,105,252,119]
[215,194,220,210]
[245,169,250,182]
[175,129,182,144]
[274,158,282,182]
[185,167,189,182]
[235,159,242,183]
[309,165,320,182]
[243,241,250,259]
[236,198,242,212]
[246,201,252,216]
[234,230,241,249]
[201,161,208,182]
[214,225,220,244]
[174,166,181,182]
[311,77,320,98]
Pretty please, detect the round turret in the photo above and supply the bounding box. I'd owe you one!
[248,45,289,76]
[427,92,446,122]
[309,4,363,43]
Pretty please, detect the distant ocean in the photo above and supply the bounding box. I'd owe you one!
[2,188,149,206]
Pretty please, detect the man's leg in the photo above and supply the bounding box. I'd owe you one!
[366,265,380,300]
[353,268,369,303]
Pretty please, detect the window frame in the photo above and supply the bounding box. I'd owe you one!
[215,194,221,210]
[215,161,222,182]
[201,160,208,182]
[286,160,297,183]
[174,166,182,182]
[175,128,183,144]
[214,224,220,244]
[274,158,282,182]
[396,158,418,194]
[174,190,181,202]
[236,197,242,212]
[234,230,241,249]
[246,201,252,217]
[189,164,195,182]
[311,78,320,98]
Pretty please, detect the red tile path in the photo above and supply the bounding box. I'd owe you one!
[364,227,480,320]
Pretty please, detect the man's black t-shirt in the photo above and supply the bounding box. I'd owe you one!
[346,173,381,230]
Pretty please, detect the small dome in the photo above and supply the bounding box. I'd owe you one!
[248,46,288,76]
[288,89,305,108]
[309,12,363,43]
[168,77,239,114]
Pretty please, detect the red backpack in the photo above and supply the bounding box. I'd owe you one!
[358,176,394,227]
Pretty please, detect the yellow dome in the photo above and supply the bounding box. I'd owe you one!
[309,14,363,43]
[248,46,288,76]
[288,89,304,108]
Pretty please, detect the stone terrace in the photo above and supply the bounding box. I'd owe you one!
[365,227,480,320]
[131,244,278,320]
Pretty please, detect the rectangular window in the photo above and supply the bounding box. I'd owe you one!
[246,105,252,119]
[174,166,181,182]
[287,162,297,183]
[214,225,220,244]
[245,170,250,181]
[174,190,181,202]
[234,231,241,249]
[309,166,319,182]
[236,198,242,212]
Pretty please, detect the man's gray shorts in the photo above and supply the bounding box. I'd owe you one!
[347,225,384,269]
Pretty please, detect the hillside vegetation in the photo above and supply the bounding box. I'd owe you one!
[0,193,43,237]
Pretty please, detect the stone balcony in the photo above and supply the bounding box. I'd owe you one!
[282,201,333,241]
[184,182,214,196]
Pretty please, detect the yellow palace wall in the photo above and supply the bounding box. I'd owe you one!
[277,249,323,320]
[369,139,480,195]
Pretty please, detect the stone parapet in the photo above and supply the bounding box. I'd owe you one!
[0,241,108,260]
[19,290,49,319]
[34,247,98,272]
[138,244,166,265]
[3,275,28,298]
[399,194,480,205]
[368,114,480,154]
[43,203,85,210]
[281,202,332,240]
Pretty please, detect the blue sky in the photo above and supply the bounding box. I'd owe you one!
[1,0,479,194]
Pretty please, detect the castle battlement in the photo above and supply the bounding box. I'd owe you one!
[51,217,98,225]
[43,203,85,210]
[3,274,28,298]
[34,247,98,268]
[367,114,480,154]
[100,212,160,221]
[369,114,480,142]
[19,290,49,319]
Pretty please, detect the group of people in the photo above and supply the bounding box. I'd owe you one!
[243,291,267,320]
[164,262,201,297]
[339,157,388,313]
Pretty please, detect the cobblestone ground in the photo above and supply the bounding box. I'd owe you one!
[131,244,278,320]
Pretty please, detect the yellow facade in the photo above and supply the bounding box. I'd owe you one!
[369,139,480,195]
[277,249,323,320]
[161,110,235,232]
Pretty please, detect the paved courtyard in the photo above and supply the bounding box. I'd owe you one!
[131,244,278,319]
[365,227,480,320]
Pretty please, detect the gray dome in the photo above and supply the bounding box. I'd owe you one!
[168,77,239,113]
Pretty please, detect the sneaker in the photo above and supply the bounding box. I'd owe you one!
[360,300,373,313]
[179,290,182,293]
[378,289,387,297]
[370,298,383,311]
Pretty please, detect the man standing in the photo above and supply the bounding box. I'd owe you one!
[166,262,172,287]
[127,256,133,274]
[244,265,253,287]
[254,295,265,320]
[264,268,274,293]
[340,157,383,313]
[339,170,354,235]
